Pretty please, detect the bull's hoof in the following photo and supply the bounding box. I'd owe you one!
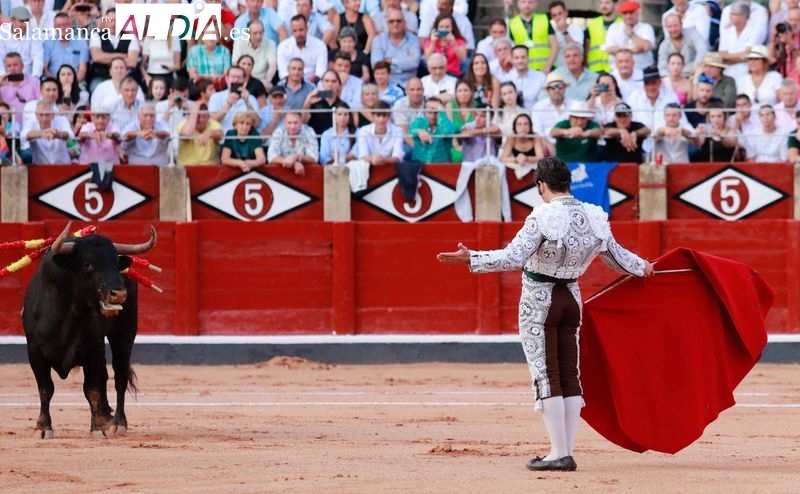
[91,429,109,439]
[36,429,54,439]
[109,424,128,437]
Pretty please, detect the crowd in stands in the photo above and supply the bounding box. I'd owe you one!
[1,0,800,210]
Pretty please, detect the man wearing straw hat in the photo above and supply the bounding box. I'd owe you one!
[550,101,602,163]
[696,52,736,109]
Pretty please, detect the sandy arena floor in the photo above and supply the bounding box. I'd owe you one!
[0,359,797,494]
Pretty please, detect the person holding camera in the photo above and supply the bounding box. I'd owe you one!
[301,69,344,142]
[0,52,40,127]
[422,13,469,78]
[208,66,259,133]
[587,72,623,125]
[770,18,800,78]
[156,77,192,163]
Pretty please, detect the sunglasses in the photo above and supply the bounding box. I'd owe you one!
[547,84,565,90]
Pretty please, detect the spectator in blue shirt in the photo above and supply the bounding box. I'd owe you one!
[370,7,421,88]
[44,13,89,83]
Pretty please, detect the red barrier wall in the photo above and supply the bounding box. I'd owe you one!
[1,219,796,336]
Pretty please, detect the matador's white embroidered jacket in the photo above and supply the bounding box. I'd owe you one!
[468,196,647,278]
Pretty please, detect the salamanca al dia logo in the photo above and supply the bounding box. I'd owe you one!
[116,1,223,41]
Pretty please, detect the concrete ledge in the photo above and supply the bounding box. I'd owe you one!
[1,335,797,365]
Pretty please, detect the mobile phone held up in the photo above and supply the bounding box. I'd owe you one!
[228,82,242,95]
[318,90,334,99]
[437,30,449,38]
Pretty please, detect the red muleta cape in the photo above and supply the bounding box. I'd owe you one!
[580,248,775,454]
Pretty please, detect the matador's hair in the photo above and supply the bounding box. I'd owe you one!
[536,156,572,193]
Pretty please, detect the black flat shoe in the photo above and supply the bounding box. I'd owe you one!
[525,455,577,472]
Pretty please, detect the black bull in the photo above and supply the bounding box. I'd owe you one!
[22,223,156,438]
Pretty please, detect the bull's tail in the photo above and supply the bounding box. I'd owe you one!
[125,365,139,396]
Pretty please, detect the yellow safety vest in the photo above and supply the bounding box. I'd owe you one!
[509,13,551,71]
[585,16,621,74]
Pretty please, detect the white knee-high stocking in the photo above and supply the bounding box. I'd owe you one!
[541,396,567,460]
[564,396,583,456]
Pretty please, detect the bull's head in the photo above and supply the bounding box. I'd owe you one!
[51,222,157,317]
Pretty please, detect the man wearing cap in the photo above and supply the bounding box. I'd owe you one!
[627,65,685,153]
[553,43,598,102]
[584,0,622,74]
[684,73,723,128]
[718,2,764,79]
[257,85,290,145]
[601,102,649,163]
[661,0,712,49]
[533,72,574,157]
[506,0,558,73]
[550,101,602,162]
[0,6,44,78]
[696,52,736,108]
[657,13,707,78]
[604,1,655,71]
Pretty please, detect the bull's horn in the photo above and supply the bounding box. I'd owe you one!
[114,226,157,255]
[51,221,75,254]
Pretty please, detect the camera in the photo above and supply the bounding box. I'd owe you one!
[777,22,791,34]
[596,83,609,92]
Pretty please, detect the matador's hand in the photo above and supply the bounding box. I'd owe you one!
[436,242,471,265]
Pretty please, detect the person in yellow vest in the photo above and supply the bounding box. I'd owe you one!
[505,0,558,73]
[583,0,622,74]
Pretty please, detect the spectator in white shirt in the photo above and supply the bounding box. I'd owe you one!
[604,1,655,71]
[91,58,146,112]
[661,0,712,48]
[475,19,508,64]
[277,14,329,83]
[549,1,585,69]
[748,104,789,162]
[611,48,643,100]
[774,78,799,133]
[532,72,574,156]
[421,53,457,100]
[488,37,514,81]
[121,104,171,166]
[719,2,765,79]
[24,100,73,164]
[498,44,546,109]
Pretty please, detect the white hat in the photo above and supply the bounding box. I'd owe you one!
[746,45,770,60]
[568,101,594,118]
